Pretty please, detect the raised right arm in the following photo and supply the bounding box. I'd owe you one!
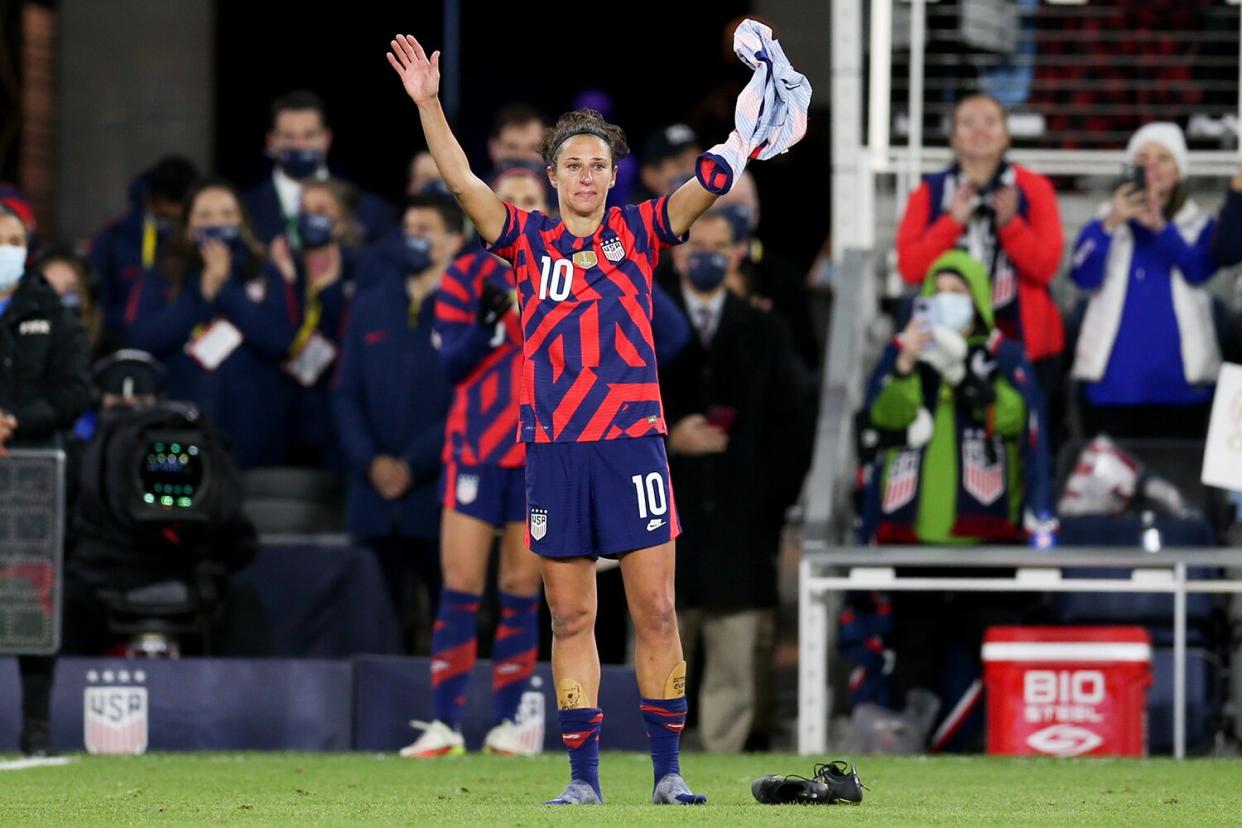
[388,35,507,244]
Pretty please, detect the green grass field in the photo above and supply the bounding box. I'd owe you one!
[2,752,1241,826]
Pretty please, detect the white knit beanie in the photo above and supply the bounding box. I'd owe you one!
[1125,122,1188,177]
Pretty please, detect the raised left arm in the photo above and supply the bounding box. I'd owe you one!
[666,178,721,238]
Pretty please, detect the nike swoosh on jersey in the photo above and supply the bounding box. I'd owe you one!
[646,519,666,531]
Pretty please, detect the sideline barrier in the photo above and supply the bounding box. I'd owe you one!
[0,657,645,752]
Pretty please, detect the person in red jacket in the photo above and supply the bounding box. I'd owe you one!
[896,94,1064,422]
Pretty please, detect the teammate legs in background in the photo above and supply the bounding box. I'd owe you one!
[400,510,490,758]
[541,556,604,805]
[484,521,541,755]
[620,543,706,805]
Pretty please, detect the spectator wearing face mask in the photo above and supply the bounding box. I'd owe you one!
[268,178,361,469]
[0,203,92,757]
[857,250,1053,750]
[1071,122,1220,440]
[123,179,299,467]
[333,193,464,648]
[863,249,1052,545]
[36,245,111,357]
[87,156,199,345]
[244,90,396,248]
[896,94,1064,410]
[659,210,811,753]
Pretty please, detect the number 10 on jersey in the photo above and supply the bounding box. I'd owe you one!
[539,256,573,301]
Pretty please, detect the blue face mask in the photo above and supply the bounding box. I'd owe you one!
[297,212,335,250]
[929,291,975,333]
[686,251,728,292]
[404,234,433,275]
[0,245,26,293]
[194,225,249,263]
[277,148,322,180]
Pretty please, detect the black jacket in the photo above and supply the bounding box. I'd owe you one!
[0,272,91,447]
[659,288,812,612]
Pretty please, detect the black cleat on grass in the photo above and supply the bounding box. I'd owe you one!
[814,760,865,803]
[751,774,832,805]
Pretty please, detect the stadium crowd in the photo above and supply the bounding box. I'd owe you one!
[5,83,1242,758]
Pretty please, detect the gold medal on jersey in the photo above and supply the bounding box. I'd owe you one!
[572,250,598,269]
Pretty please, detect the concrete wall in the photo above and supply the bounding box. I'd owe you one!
[57,0,213,242]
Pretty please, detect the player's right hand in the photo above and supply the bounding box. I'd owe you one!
[387,34,440,106]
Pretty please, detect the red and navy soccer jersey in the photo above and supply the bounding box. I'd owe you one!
[434,251,524,468]
[485,195,686,443]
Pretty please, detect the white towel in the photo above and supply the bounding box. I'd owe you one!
[698,19,812,193]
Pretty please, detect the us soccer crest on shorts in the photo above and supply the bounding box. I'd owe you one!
[456,473,479,505]
[530,507,548,541]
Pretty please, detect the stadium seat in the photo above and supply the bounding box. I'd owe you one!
[241,467,346,534]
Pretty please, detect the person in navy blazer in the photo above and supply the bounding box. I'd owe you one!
[333,194,464,642]
[243,90,397,248]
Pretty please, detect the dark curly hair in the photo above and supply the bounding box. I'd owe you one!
[539,109,629,168]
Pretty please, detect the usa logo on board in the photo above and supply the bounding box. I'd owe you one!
[84,668,148,754]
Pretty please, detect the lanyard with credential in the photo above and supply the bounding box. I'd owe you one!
[289,279,323,356]
[141,217,159,270]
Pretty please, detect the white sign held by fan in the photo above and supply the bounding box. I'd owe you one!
[1201,363,1242,492]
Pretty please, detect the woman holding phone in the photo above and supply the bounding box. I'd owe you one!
[1070,122,1221,439]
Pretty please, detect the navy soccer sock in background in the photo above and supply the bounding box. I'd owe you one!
[431,588,480,727]
[491,591,539,723]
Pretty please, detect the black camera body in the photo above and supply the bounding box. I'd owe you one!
[1121,163,1147,193]
[79,401,242,543]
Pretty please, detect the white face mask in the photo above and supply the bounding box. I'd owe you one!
[0,245,27,292]
[929,291,975,333]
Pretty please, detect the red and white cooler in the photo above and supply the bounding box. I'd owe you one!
[982,626,1152,757]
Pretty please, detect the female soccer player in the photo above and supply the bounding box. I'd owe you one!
[388,32,780,805]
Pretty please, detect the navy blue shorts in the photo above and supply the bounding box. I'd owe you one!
[524,435,681,558]
[439,460,526,527]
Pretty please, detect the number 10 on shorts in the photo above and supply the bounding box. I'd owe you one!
[631,472,667,519]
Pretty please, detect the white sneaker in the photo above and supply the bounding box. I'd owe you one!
[398,720,465,758]
[483,719,540,756]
